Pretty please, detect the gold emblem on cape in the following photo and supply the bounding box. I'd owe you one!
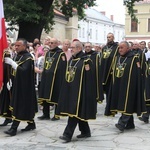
[66,66,76,82]
[61,56,65,61]
[44,57,54,70]
[115,63,126,78]
[85,64,90,71]
[103,49,112,59]
[11,68,16,76]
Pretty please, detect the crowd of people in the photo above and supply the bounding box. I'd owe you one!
[0,33,150,143]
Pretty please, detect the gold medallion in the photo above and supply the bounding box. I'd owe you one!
[115,63,126,78]
[102,49,112,59]
[44,57,54,70]
[66,66,76,82]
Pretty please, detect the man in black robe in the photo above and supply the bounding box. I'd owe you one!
[57,41,98,142]
[38,38,67,121]
[4,38,37,136]
[106,41,146,132]
[0,50,12,126]
[139,58,150,123]
[131,41,148,123]
[84,42,104,103]
[101,33,119,116]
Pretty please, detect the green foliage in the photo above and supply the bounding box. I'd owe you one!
[60,0,96,20]
[3,0,54,33]
[3,0,143,34]
[124,0,143,22]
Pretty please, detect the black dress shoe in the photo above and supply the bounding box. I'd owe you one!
[51,116,60,121]
[139,117,149,123]
[4,128,17,136]
[76,133,91,138]
[59,135,71,143]
[115,124,124,132]
[0,119,12,126]
[37,115,50,120]
[21,123,36,132]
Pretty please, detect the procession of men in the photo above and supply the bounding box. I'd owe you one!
[0,33,150,144]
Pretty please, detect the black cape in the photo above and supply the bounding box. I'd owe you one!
[145,58,150,105]
[0,51,12,118]
[38,47,67,105]
[56,51,97,121]
[101,42,119,86]
[10,50,37,122]
[85,50,104,103]
[105,51,146,116]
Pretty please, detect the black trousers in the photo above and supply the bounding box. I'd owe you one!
[42,101,50,117]
[43,101,57,117]
[142,106,150,120]
[118,114,134,128]
[63,117,91,139]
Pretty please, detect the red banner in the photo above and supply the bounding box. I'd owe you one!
[0,0,8,90]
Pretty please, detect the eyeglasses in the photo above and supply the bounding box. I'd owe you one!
[70,47,76,49]
[85,46,91,48]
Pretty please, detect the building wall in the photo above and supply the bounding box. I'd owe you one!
[78,18,125,45]
[41,15,78,43]
[125,2,150,42]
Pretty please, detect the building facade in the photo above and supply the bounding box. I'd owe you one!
[78,8,125,45]
[41,9,78,43]
[125,0,150,43]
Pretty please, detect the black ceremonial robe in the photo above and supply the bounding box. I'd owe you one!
[145,58,150,105]
[107,51,146,116]
[56,51,97,121]
[85,50,104,103]
[10,50,37,121]
[38,47,67,105]
[0,51,12,118]
[101,42,118,86]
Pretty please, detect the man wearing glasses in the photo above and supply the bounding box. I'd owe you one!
[38,38,67,121]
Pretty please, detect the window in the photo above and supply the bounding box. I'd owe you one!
[148,18,150,32]
[131,19,138,32]
[133,10,138,13]
[79,28,81,37]
[90,29,92,39]
[82,28,85,38]
[96,30,98,40]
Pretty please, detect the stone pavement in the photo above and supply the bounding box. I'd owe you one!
[0,102,150,150]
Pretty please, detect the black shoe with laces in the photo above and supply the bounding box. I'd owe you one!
[139,117,149,123]
[59,135,71,143]
[115,123,124,132]
[0,119,12,126]
[37,115,50,120]
[4,128,17,136]
[51,116,60,121]
[76,133,91,138]
[21,123,36,132]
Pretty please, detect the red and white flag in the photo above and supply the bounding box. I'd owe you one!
[0,0,8,90]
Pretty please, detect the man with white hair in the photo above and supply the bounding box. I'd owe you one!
[38,38,67,121]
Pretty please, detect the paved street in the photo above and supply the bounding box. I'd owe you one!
[0,102,150,150]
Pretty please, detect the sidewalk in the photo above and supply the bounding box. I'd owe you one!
[0,102,150,150]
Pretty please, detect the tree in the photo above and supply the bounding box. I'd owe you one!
[4,0,142,42]
[124,0,143,21]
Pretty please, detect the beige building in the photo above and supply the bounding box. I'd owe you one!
[125,0,150,43]
[41,9,78,42]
